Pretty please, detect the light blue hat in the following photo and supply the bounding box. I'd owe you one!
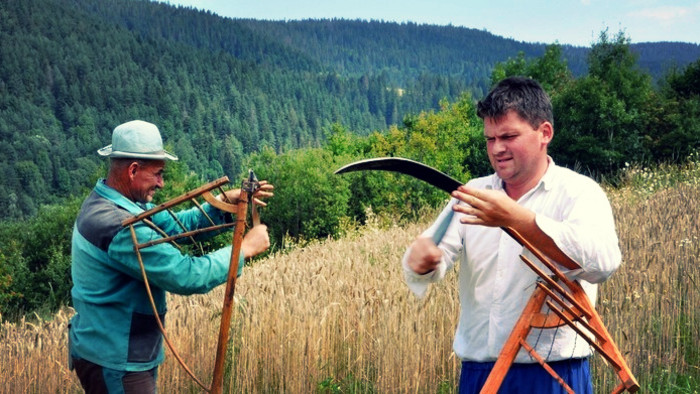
[97,120,178,161]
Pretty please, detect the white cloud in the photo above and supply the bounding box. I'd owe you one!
[628,6,693,24]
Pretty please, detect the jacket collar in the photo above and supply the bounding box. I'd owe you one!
[93,178,149,215]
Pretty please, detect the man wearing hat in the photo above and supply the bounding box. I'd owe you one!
[68,120,273,393]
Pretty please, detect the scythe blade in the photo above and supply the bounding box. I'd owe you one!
[335,157,464,243]
[334,157,464,194]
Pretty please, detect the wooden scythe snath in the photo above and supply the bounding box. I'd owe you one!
[121,171,261,393]
[481,226,640,393]
[335,157,640,393]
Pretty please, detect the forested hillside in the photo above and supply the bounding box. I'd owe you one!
[1,0,700,220]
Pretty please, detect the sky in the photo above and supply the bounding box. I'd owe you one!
[158,0,700,47]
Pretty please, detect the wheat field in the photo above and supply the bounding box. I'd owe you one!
[1,182,698,393]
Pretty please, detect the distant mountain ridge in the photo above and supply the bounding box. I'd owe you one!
[1,0,699,219]
[77,0,700,87]
[629,41,700,78]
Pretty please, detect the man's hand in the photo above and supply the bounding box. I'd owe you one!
[406,236,442,274]
[241,224,270,258]
[251,180,274,206]
[451,185,534,229]
[222,180,275,205]
[451,185,581,270]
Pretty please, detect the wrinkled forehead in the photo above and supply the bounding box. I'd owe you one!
[482,111,539,135]
[484,109,544,130]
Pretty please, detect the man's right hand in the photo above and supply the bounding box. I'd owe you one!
[406,236,442,274]
[241,225,270,258]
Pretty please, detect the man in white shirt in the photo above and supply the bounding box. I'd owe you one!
[403,76,621,393]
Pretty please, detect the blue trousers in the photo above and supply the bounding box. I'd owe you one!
[459,358,593,394]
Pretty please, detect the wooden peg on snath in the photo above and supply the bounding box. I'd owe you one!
[123,170,262,394]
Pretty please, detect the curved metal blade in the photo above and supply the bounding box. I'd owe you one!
[335,157,464,244]
[334,157,463,194]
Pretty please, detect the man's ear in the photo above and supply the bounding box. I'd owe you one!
[127,161,140,179]
[539,121,553,145]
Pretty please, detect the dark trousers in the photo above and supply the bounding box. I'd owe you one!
[459,358,593,394]
[72,357,157,394]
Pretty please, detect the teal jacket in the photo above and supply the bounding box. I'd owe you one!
[69,179,244,371]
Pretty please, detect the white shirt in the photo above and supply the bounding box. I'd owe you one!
[402,160,621,363]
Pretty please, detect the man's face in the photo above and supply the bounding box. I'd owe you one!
[129,160,165,203]
[484,110,551,192]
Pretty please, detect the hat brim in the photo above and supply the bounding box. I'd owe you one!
[97,145,178,161]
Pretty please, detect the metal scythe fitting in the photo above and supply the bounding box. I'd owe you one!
[243,169,261,227]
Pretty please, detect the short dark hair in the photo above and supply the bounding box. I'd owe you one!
[477,76,553,129]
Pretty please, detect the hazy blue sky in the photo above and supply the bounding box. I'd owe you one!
[158,0,700,47]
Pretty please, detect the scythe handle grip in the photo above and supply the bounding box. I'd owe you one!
[210,188,250,394]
